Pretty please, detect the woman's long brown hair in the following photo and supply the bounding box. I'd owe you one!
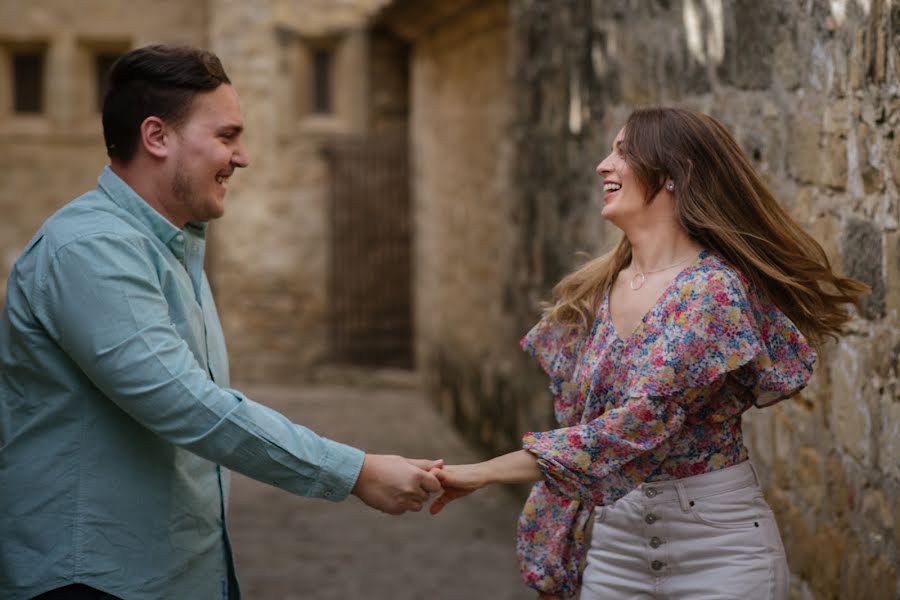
[547,107,869,348]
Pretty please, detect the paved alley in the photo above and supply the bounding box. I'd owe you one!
[227,377,533,600]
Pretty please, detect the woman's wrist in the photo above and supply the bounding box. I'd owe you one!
[482,449,543,485]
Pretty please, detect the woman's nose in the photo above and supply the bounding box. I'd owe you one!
[596,154,613,175]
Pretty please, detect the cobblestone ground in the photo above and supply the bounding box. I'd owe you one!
[227,376,534,600]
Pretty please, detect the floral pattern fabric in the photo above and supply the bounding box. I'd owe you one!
[516,251,816,597]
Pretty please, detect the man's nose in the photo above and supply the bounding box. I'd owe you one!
[233,143,250,168]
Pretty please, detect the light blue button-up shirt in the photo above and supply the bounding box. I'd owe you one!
[0,167,365,600]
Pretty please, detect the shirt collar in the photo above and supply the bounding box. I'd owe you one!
[97,166,209,252]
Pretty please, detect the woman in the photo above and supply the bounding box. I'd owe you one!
[429,107,867,599]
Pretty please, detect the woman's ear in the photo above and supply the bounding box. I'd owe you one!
[139,116,170,159]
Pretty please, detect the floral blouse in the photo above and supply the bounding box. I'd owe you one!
[516,251,816,597]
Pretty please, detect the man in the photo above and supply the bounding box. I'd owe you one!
[0,45,441,600]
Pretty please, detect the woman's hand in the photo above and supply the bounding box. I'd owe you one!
[429,450,544,514]
[428,464,488,514]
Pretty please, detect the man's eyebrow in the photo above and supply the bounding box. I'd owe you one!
[219,124,244,135]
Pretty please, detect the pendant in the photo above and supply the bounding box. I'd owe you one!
[630,272,646,291]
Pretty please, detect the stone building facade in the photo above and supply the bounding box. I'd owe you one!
[205,0,405,380]
[379,0,900,598]
[0,0,397,382]
[0,0,207,301]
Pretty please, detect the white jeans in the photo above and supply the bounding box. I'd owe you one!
[580,461,788,600]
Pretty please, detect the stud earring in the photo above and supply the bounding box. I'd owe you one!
[665,181,675,192]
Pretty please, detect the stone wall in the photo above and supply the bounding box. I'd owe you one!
[0,0,207,305]
[397,0,556,455]
[500,0,898,597]
[0,0,390,383]
[391,0,900,596]
[207,0,387,382]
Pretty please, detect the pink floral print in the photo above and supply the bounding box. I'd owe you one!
[516,251,816,596]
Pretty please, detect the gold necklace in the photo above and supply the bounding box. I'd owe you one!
[629,254,696,291]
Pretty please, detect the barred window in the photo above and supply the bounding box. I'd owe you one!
[12,51,45,114]
[312,49,333,114]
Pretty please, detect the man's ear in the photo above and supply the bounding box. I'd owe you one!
[139,116,171,159]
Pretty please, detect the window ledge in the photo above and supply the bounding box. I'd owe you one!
[0,117,102,142]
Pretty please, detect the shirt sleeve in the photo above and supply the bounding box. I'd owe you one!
[33,233,364,501]
[522,389,692,507]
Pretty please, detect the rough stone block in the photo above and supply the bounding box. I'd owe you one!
[843,549,897,600]
[787,187,815,225]
[794,447,824,515]
[742,408,774,472]
[826,452,852,525]
[884,231,900,313]
[841,218,886,319]
[822,98,853,134]
[879,391,900,480]
[715,0,777,90]
[822,133,848,190]
[855,123,885,195]
[788,116,822,185]
[772,409,796,488]
[810,214,842,272]
[777,497,812,575]
[860,488,894,535]
[848,29,867,91]
[895,497,900,554]
[890,133,900,188]
[809,525,845,599]
[829,338,873,466]
[773,37,801,91]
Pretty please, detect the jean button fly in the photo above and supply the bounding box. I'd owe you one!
[645,514,658,525]
[651,560,666,571]
[650,536,663,548]
[644,487,658,498]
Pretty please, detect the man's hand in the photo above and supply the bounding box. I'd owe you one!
[351,455,444,515]
[428,463,488,514]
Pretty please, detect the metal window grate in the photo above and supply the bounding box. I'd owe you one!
[324,128,412,367]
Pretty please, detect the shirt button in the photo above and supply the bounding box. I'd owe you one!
[650,536,663,548]
[176,234,184,242]
[644,487,658,498]
[651,560,666,571]
[645,514,658,525]
[324,490,333,499]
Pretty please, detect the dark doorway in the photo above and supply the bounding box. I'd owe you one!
[324,127,412,368]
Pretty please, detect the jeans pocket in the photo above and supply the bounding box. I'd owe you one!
[688,488,765,529]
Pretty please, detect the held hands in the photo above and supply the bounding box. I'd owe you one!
[352,450,541,516]
[429,450,543,514]
[352,455,444,515]
[428,463,489,515]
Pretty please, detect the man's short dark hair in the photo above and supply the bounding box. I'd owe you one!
[102,45,231,163]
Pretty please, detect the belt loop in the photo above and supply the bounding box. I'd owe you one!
[675,481,691,512]
[748,461,761,487]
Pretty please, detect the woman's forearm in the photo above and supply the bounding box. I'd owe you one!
[481,449,543,485]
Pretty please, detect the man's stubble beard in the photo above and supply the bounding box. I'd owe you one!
[172,162,211,223]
